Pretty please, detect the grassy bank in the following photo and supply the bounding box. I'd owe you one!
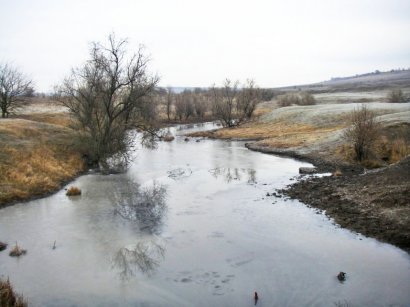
[0,104,85,207]
[190,102,410,168]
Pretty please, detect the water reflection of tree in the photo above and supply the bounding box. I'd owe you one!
[209,167,256,184]
[112,240,165,280]
[112,180,167,234]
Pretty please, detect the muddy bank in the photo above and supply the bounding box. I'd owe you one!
[277,156,410,253]
[245,142,364,174]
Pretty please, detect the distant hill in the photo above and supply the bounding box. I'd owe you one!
[276,69,410,93]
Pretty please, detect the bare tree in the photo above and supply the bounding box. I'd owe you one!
[165,87,173,121]
[212,79,239,127]
[174,94,185,121]
[237,79,261,120]
[0,63,32,118]
[344,104,381,162]
[212,79,261,127]
[193,94,207,118]
[56,34,159,169]
[182,90,194,120]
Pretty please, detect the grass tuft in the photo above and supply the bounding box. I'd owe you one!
[66,186,81,196]
[9,243,27,257]
[0,278,28,307]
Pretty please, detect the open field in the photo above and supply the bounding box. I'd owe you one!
[0,99,84,207]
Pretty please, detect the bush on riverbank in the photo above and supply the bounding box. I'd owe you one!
[0,278,27,307]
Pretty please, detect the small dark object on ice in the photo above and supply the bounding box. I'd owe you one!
[254,291,259,305]
[9,242,27,257]
[52,240,56,250]
[0,241,7,251]
[337,272,346,282]
[184,137,190,142]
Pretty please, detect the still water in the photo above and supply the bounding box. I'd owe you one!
[1,123,409,307]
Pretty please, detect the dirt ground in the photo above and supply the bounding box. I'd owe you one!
[278,157,410,253]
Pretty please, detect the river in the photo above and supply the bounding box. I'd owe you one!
[1,123,409,306]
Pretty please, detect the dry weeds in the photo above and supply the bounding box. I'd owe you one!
[0,116,85,206]
[9,243,27,257]
[0,278,28,307]
[66,186,81,196]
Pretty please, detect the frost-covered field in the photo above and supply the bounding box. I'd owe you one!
[260,102,410,127]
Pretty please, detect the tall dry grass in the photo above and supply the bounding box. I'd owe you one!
[0,145,84,205]
[0,278,27,307]
[0,116,85,206]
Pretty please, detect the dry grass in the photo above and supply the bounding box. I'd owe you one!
[0,117,85,206]
[335,136,409,167]
[389,139,410,163]
[18,113,73,128]
[200,122,343,148]
[66,186,81,196]
[9,243,27,257]
[0,278,28,307]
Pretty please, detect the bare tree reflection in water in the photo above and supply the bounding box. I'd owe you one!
[113,181,167,234]
[209,168,256,184]
[113,240,165,280]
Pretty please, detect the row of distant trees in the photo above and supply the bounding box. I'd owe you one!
[155,79,262,127]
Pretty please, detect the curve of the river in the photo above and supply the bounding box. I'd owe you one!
[1,123,409,307]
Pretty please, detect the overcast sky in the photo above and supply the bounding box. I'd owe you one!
[0,0,409,92]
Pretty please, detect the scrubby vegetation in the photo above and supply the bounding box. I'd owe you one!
[387,89,406,103]
[276,92,316,107]
[343,104,381,162]
[66,186,81,196]
[0,278,27,307]
[9,242,26,257]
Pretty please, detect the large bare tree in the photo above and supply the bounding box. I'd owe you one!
[0,63,32,118]
[56,34,159,169]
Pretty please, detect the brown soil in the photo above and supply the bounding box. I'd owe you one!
[278,156,410,252]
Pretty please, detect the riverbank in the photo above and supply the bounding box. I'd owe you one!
[0,98,218,208]
[279,156,410,253]
[0,99,85,207]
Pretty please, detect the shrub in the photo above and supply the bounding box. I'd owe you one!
[343,105,381,162]
[66,186,81,196]
[300,92,316,105]
[0,278,28,307]
[277,93,300,107]
[387,89,406,103]
[390,139,410,163]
